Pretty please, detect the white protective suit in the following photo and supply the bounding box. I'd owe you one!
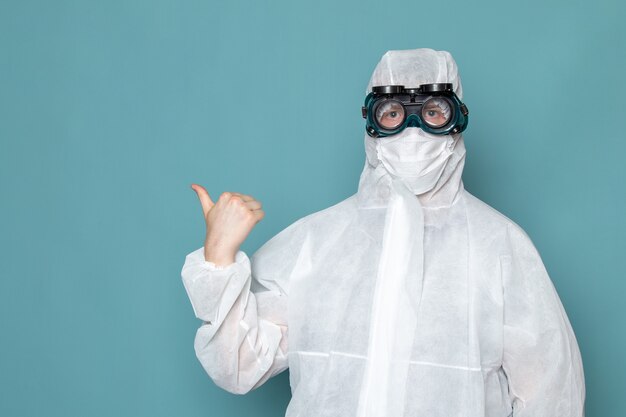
[181,48,586,417]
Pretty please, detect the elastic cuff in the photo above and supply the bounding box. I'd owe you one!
[203,250,248,271]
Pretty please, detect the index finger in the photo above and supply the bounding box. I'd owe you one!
[230,192,255,202]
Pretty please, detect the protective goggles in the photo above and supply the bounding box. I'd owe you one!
[362,83,469,138]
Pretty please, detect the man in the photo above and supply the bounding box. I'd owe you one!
[182,48,585,417]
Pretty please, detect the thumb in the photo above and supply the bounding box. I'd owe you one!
[190,183,215,218]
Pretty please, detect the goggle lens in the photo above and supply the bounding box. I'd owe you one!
[421,97,452,128]
[374,100,406,129]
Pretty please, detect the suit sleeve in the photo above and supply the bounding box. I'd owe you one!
[181,218,308,394]
[501,223,586,416]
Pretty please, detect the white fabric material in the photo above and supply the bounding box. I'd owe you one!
[371,127,459,195]
[355,175,425,417]
[181,48,586,417]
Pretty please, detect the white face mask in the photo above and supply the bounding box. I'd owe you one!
[366,127,456,195]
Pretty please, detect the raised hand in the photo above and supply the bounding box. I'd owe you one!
[190,184,265,266]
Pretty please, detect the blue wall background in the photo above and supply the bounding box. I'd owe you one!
[1,0,624,416]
